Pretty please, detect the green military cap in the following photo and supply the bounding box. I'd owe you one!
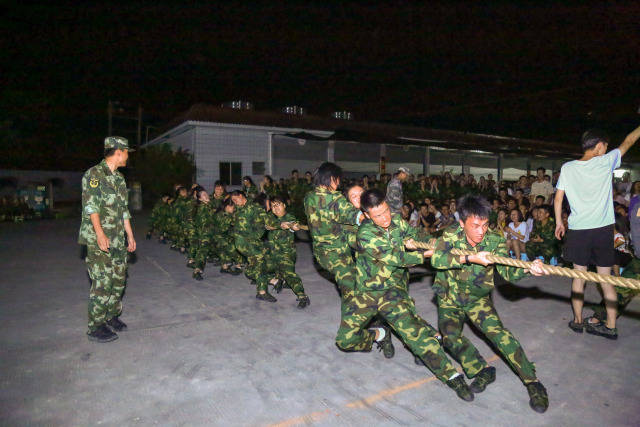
[104,136,135,151]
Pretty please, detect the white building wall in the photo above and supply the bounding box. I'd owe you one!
[195,126,270,191]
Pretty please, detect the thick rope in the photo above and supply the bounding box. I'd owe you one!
[410,240,640,291]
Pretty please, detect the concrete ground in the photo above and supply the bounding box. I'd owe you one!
[1,215,639,427]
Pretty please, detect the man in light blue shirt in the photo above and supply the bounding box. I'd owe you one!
[555,125,640,339]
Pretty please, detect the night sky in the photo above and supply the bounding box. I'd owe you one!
[2,2,639,169]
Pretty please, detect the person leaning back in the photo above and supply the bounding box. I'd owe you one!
[79,136,136,343]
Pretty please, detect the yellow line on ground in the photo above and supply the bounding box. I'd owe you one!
[268,354,501,427]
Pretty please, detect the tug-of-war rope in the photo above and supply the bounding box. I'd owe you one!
[409,240,640,291]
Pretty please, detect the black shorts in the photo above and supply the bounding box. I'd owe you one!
[563,224,615,267]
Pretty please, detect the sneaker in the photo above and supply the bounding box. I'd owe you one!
[469,366,496,393]
[296,296,310,309]
[446,375,474,402]
[193,270,203,281]
[187,259,195,268]
[526,381,549,413]
[374,326,395,359]
[585,321,618,340]
[106,317,127,331]
[179,247,186,254]
[87,324,118,342]
[256,292,277,302]
[230,266,243,276]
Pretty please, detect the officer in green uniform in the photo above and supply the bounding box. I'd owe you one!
[79,136,136,343]
[265,195,310,308]
[430,194,549,413]
[525,205,559,263]
[335,189,474,401]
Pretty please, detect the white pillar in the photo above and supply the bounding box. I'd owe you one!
[327,140,335,162]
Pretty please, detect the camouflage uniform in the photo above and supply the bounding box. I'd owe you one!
[192,202,217,270]
[525,218,559,263]
[304,186,361,296]
[172,196,195,248]
[243,184,258,199]
[79,159,131,332]
[264,212,307,298]
[149,199,164,235]
[431,226,538,384]
[234,201,279,293]
[215,210,242,266]
[336,214,459,383]
[385,178,403,214]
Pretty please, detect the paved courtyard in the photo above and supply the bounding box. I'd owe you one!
[1,215,639,426]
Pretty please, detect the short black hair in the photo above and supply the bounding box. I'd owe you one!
[344,183,363,197]
[243,176,254,185]
[175,186,186,197]
[538,205,552,217]
[314,162,342,187]
[581,129,610,152]
[254,192,269,210]
[104,148,117,158]
[230,190,245,198]
[537,167,546,173]
[291,169,298,174]
[220,198,235,212]
[360,189,386,212]
[214,180,224,188]
[270,194,287,206]
[535,195,545,202]
[264,175,273,184]
[457,194,491,221]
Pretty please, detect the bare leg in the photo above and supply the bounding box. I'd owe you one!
[596,266,617,329]
[571,264,587,324]
[513,240,522,260]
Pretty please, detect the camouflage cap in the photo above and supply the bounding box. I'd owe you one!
[104,136,134,151]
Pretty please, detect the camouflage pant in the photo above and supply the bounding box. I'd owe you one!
[235,238,269,292]
[86,244,127,331]
[265,250,306,297]
[314,247,356,297]
[438,295,537,384]
[192,237,212,270]
[336,287,458,383]
[217,234,242,266]
[525,242,559,263]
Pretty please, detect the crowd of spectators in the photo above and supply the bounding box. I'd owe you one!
[338,168,638,276]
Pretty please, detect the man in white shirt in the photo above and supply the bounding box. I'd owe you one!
[555,125,640,339]
[530,167,555,204]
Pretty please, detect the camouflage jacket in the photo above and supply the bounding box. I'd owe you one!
[385,178,403,214]
[355,214,425,292]
[267,212,297,254]
[210,195,226,211]
[78,159,131,247]
[304,186,361,253]
[172,196,195,224]
[529,218,557,246]
[215,211,235,236]
[431,226,527,304]
[149,199,164,228]
[193,202,216,241]
[234,201,279,243]
[243,184,258,199]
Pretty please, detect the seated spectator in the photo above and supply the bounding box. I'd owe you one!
[526,206,559,263]
[409,203,420,227]
[449,199,459,222]
[401,203,412,223]
[506,208,528,259]
[434,203,455,232]
[613,222,632,276]
[492,208,509,238]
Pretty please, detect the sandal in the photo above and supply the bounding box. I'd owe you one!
[585,319,618,340]
[568,319,584,333]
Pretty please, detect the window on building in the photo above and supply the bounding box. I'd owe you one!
[220,162,242,186]
[252,161,265,175]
